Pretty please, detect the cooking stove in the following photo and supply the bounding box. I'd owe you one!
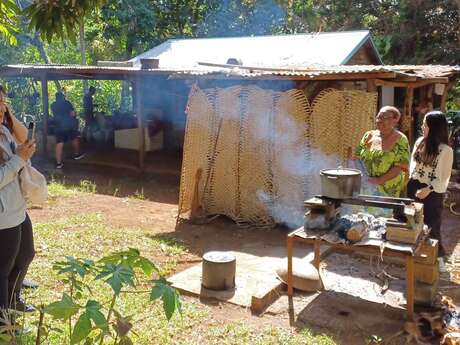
[304,194,426,244]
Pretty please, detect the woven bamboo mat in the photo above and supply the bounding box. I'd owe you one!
[272,89,312,226]
[204,86,241,219]
[238,87,274,227]
[178,85,215,218]
[179,86,377,228]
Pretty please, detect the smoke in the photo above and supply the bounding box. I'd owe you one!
[183,81,370,229]
[199,0,286,37]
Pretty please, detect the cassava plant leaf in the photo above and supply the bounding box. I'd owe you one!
[150,277,181,320]
[45,293,79,320]
[70,313,91,344]
[95,264,135,295]
[85,300,108,332]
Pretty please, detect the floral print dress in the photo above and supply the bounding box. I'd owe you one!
[355,130,410,198]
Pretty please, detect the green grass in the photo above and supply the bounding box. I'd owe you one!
[47,179,79,199]
[19,187,339,345]
[47,179,97,200]
[130,188,146,200]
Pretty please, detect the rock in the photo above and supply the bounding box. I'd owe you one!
[276,259,322,292]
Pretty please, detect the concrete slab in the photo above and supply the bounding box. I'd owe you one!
[168,244,316,313]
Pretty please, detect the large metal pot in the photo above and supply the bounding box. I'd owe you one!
[320,168,362,199]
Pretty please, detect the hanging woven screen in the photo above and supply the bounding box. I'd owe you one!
[178,86,377,228]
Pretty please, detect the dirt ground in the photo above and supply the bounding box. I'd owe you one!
[29,158,460,345]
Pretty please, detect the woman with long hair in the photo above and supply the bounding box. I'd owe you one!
[0,89,36,320]
[408,111,453,270]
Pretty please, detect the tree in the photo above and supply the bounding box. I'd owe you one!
[23,0,105,43]
[0,0,19,44]
[99,0,156,60]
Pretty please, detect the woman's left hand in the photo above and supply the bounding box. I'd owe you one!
[368,177,382,185]
[415,187,431,200]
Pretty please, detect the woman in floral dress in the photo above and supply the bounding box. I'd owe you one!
[355,106,410,198]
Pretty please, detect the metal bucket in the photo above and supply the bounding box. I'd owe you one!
[320,168,362,199]
[202,251,236,291]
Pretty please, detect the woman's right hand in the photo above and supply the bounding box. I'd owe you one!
[16,140,36,161]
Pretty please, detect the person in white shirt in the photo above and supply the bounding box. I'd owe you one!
[408,111,453,268]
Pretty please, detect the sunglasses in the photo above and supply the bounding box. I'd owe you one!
[376,113,394,121]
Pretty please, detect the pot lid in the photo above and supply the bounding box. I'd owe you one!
[203,251,236,263]
[321,168,361,176]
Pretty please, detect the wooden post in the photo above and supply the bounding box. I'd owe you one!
[40,74,49,155]
[406,255,415,320]
[131,80,136,112]
[367,79,380,110]
[440,81,455,112]
[287,236,294,296]
[135,75,145,171]
[367,79,377,92]
[313,239,321,270]
[403,87,414,145]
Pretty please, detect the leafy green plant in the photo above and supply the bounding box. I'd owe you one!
[0,0,19,45]
[6,249,180,345]
[23,0,106,43]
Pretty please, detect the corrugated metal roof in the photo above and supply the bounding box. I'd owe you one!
[129,31,382,69]
[0,64,138,71]
[0,63,458,81]
[167,64,460,80]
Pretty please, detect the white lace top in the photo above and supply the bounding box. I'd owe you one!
[409,137,453,193]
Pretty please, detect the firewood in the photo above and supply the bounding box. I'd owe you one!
[442,332,460,345]
[345,222,368,242]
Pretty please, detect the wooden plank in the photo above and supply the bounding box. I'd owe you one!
[177,72,398,81]
[251,281,284,314]
[406,255,415,320]
[135,76,145,170]
[287,236,294,296]
[414,261,439,284]
[291,236,415,258]
[375,79,448,88]
[40,75,49,155]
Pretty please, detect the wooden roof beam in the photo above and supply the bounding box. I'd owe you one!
[375,78,449,88]
[169,71,397,81]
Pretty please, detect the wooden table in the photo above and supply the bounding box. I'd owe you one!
[287,227,421,320]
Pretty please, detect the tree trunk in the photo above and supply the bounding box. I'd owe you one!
[16,32,61,91]
[79,20,88,92]
[455,0,460,47]
[120,45,133,112]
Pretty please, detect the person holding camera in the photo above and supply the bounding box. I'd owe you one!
[0,99,36,315]
[51,91,84,169]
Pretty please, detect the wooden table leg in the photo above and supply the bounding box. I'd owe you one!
[313,239,321,270]
[406,255,415,320]
[287,236,294,296]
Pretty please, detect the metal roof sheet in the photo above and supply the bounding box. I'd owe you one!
[129,31,382,69]
[0,64,458,81]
